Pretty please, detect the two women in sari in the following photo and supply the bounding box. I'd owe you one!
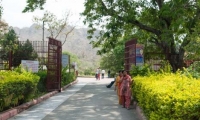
[118,71,132,110]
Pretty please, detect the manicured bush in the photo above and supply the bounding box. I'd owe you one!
[35,68,76,92]
[0,70,39,112]
[130,64,151,77]
[14,66,47,94]
[132,72,200,120]
[61,66,76,87]
[35,70,47,93]
[184,61,200,79]
[84,68,95,76]
[61,72,75,87]
[159,60,172,73]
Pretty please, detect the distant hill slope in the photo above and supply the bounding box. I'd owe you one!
[13,24,101,73]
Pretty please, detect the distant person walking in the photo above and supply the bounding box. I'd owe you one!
[95,68,98,80]
[97,67,101,80]
[120,70,132,110]
[101,69,105,79]
[108,70,111,78]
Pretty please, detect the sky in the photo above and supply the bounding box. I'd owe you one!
[1,0,86,28]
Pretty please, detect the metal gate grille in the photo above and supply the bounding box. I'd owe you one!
[0,41,48,70]
[46,38,62,92]
[0,50,12,70]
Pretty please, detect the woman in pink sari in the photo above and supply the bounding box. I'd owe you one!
[120,70,132,110]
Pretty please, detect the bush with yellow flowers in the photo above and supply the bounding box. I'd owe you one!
[0,70,39,112]
[132,72,200,120]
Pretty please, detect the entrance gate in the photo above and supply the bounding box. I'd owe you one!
[46,38,62,92]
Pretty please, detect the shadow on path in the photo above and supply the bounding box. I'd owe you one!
[42,79,139,120]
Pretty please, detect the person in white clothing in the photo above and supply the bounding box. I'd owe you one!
[101,69,105,79]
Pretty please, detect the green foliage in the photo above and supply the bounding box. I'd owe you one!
[0,0,3,19]
[0,64,76,112]
[0,28,18,52]
[130,64,151,77]
[0,70,39,112]
[183,61,200,79]
[82,0,200,71]
[84,68,95,76]
[61,66,75,87]
[184,38,200,60]
[132,72,200,120]
[100,43,124,73]
[13,64,25,73]
[63,51,80,65]
[35,70,47,93]
[0,29,37,67]
[12,40,38,67]
[23,0,46,12]
[62,51,81,72]
[159,60,172,73]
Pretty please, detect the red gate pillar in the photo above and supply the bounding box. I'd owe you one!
[46,38,62,92]
[124,39,137,74]
[9,51,12,70]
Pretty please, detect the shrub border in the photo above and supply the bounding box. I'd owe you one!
[0,79,78,120]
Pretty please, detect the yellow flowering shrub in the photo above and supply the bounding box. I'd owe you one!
[0,71,39,112]
[132,72,200,120]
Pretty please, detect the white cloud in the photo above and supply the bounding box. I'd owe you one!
[1,0,86,28]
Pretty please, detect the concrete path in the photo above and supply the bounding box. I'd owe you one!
[9,77,139,120]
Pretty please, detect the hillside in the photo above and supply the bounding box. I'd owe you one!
[13,24,101,73]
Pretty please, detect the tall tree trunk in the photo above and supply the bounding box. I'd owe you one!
[167,48,185,72]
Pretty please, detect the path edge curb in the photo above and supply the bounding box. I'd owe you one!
[0,79,78,120]
[134,101,147,120]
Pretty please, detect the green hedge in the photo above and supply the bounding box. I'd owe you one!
[35,69,76,91]
[132,72,200,120]
[61,66,76,87]
[0,71,39,111]
[0,68,75,112]
[35,70,47,93]
[62,71,76,87]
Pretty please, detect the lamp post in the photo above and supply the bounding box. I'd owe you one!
[43,21,44,42]
[42,21,45,70]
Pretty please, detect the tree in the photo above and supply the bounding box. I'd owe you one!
[100,43,124,73]
[81,0,200,72]
[62,51,80,72]
[33,11,75,45]
[0,28,17,51]
[0,28,18,62]
[0,18,10,69]
[12,40,38,67]
[0,29,38,67]
[23,0,46,13]
[63,51,80,66]
[0,0,3,19]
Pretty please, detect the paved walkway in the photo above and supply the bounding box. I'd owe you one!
[9,77,139,120]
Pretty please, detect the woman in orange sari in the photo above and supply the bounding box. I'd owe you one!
[120,70,132,110]
[115,70,123,105]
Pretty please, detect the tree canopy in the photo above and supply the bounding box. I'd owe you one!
[100,42,124,73]
[0,28,18,51]
[33,11,75,45]
[23,0,46,13]
[10,0,200,71]
[0,29,37,67]
[82,0,200,72]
